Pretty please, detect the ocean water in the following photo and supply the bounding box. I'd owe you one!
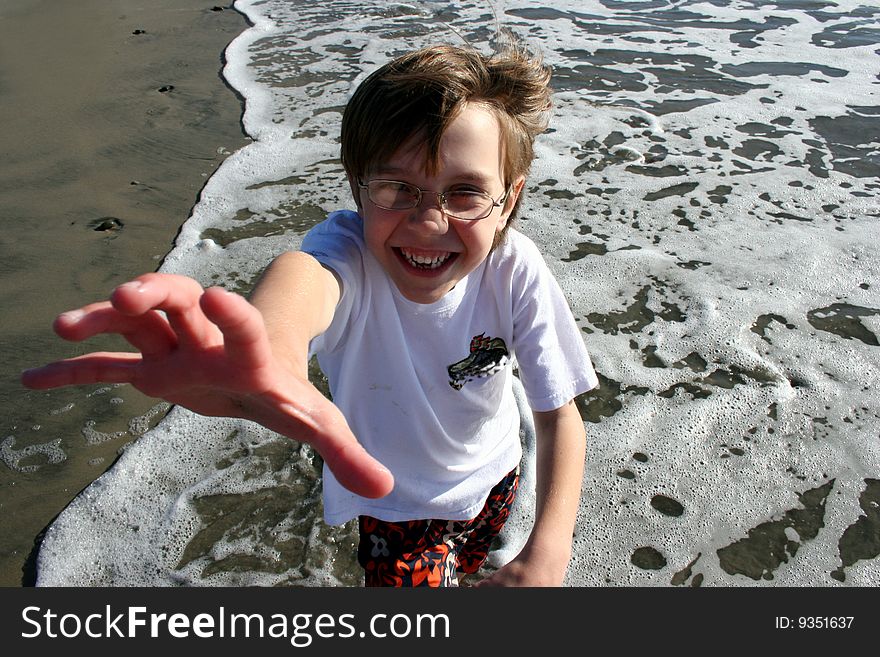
[34,0,878,586]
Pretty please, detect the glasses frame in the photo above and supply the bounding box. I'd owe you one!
[357,179,511,221]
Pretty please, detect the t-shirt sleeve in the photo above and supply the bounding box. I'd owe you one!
[509,235,599,412]
[300,210,364,356]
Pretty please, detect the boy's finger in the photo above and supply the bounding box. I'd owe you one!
[275,401,394,499]
[315,433,395,500]
[199,287,273,370]
[54,304,176,357]
[21,353,142,390]
[111,274,216,349]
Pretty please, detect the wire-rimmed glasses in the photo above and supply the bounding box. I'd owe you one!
[358,179,510,221]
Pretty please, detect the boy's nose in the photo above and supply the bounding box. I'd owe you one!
[409,194,448,231]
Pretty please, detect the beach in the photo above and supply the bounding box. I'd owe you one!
[0,0,250,586]
[4,0,878,589]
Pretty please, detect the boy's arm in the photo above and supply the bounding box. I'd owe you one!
[248,250,341,377]
[477,399,586,586]
[21,252,393,499]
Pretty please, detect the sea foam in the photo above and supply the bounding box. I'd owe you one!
[37,0,880,586]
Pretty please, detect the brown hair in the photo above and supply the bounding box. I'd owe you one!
[341,42,552,222]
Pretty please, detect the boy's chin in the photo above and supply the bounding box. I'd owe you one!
[390,273,459,304]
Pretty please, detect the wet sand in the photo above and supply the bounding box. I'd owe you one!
[0,0,251,585]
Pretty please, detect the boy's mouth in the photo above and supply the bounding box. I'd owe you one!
[396,247,456,271]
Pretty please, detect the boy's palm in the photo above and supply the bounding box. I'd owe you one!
[21,273,393,499]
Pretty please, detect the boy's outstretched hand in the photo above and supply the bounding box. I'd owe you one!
[20,273,393,499]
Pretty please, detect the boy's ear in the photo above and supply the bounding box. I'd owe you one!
[500,176,526,222]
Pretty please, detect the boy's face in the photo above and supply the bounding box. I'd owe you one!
[355,103,523,305]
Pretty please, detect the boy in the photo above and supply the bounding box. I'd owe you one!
[22,43,598,587]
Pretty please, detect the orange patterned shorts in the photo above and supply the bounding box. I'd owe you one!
[357,468,520,587]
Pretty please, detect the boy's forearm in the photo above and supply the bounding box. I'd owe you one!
[248,251,340,377]
[526,400,587,578]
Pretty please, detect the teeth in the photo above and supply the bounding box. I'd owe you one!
[400,249,452,269]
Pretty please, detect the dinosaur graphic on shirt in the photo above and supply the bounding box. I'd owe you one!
[447,333,509,390]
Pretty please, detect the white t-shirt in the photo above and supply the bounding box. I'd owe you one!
[302,210,598,525]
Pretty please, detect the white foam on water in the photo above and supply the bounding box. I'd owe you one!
[37,0,879,586]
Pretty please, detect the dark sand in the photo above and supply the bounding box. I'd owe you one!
[0,0,251,586]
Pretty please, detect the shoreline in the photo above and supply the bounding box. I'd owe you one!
[0,0,252,586]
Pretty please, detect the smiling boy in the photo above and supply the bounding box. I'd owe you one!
[355,103,509,305]
[23,43,598,587]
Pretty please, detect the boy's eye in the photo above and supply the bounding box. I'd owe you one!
[446,189,491,204]
[445,190,484,203]
[368,180,420,208]
[375,181,413,193]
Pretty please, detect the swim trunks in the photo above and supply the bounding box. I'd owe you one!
[357,467,520,587]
